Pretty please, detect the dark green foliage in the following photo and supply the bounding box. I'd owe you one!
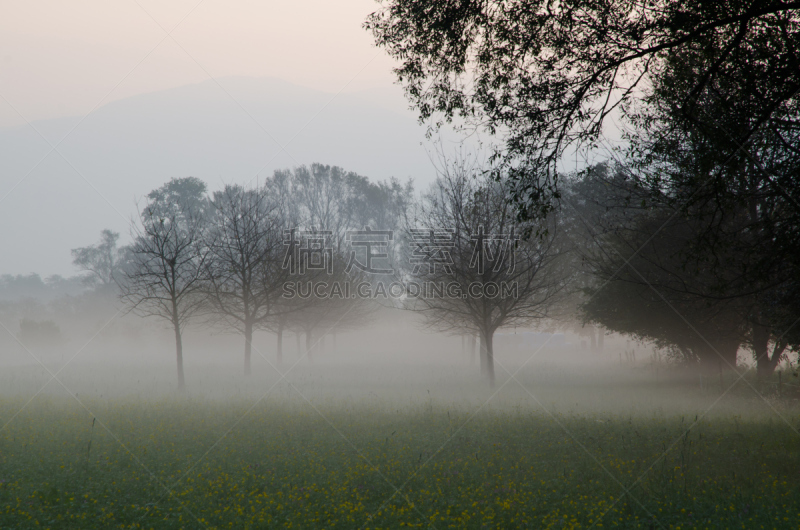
[366,0,800,220]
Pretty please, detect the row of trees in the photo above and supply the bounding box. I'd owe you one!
[71,161,577,388]
[59,2,800,392]
[110,166,409,388]
[71,155,800,389]
[71,158,800,390]
[44,2,800,390]
[71,134,799,391]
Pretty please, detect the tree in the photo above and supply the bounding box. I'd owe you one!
[272,164,410,361]
[288,164,361,253]
[568,165,754,373]
[71,230,127,288]
[280,250,377,362]
[366,0,800,218]
[404,155,569,385]
[578,222,747,372]
[613,36,800,378]
[146,176,209,215]
[119,178,209,389]
[204,184,289,375]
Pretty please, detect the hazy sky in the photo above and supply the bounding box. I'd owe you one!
[0,1,604,278]
[0,0,398,128]
[0,1,434,278]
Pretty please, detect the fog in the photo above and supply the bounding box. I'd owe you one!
[2,169,796,528]
[0,293,764,419]
[2,3,799,528]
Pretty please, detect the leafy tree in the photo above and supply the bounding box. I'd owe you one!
[146,176,209,216]
[0,274,49,301]
[71,230,127,288]
[366,0,800,218]
[278,252,352,361]
[271,164,410,360]
[282,163,412,247]
[569,165,772,373]
[614,32,800,377]
[578,213,747,372]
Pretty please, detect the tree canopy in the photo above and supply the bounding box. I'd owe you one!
[366,0,800,217]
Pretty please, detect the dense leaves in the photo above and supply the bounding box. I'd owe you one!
[367,0,800,218]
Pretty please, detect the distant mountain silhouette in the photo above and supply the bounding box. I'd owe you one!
[0,77,437,276]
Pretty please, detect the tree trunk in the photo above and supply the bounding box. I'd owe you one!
[772,341,788,374]
[484,329,496,387]
[173,318,185,390]
[276,324,283,366]
[244,320,253,375]
[479,333,487,375]
[306,330,313,362]
[753,322,770,380]
[753,322,786,380]
[469,332,477,365]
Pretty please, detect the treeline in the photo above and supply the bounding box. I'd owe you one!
[66,165,408,387]
[0,274,84,302]
[20,162,800,390]
[67,161,579,388]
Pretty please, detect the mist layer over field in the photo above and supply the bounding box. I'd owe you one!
[2,314,799,529]
[0,323,782,418]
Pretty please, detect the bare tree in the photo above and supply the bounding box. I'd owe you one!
[405,156,570,385]
[272,164,403,361]
[203,184,289,375]
[289,164,360,253]
[119,178,209,389]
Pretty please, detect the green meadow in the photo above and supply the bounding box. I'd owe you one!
[1,363,799,529]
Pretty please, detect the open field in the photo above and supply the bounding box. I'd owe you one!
[1,361,800,529]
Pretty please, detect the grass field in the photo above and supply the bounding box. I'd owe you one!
[1,362,799,529]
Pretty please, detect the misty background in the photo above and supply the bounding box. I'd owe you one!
[1,0,794,404]
[1,0,445,277]
[0,77,442,277]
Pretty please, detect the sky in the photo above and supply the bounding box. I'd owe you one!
[0,1,614,278]
[0,1,430,278]
[0,1,398,128]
